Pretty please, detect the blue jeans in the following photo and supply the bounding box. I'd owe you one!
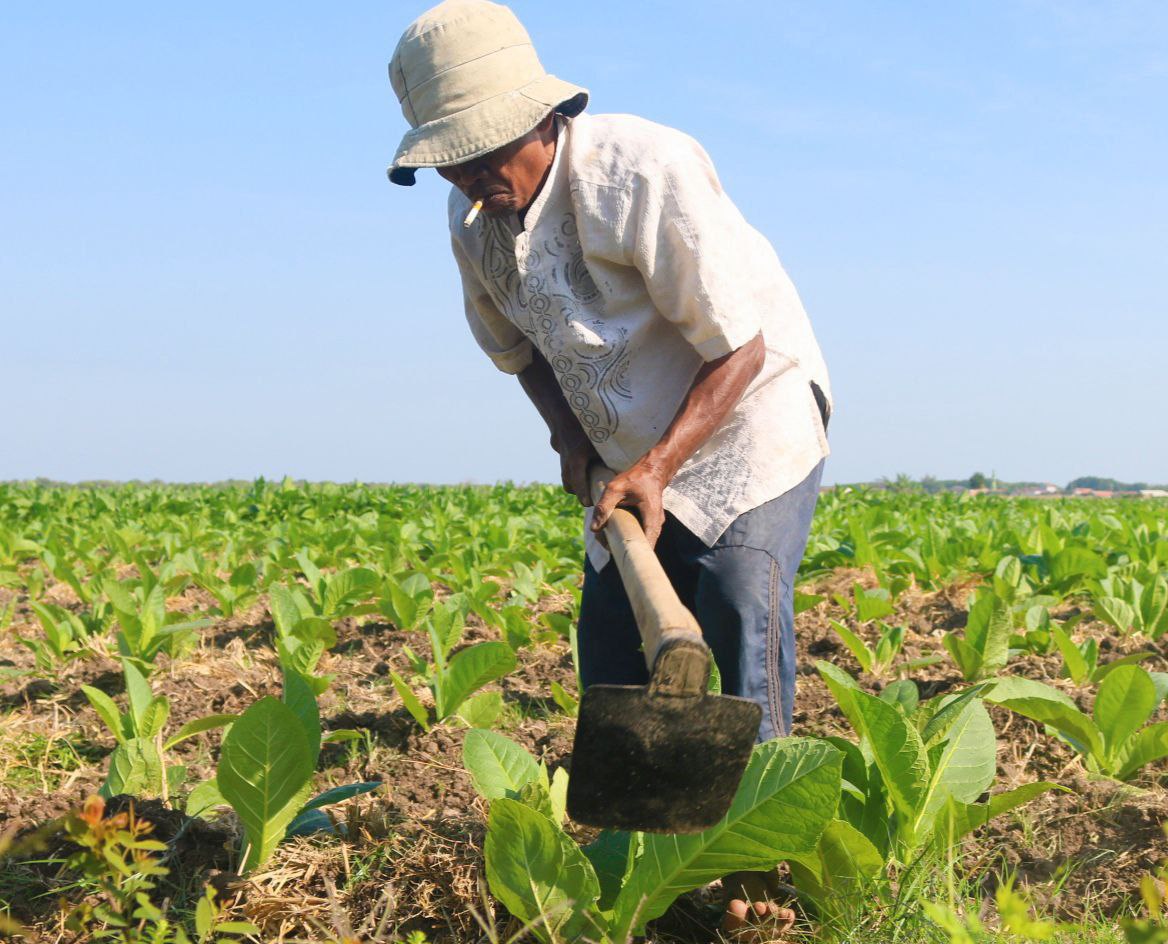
[576,459,824,743]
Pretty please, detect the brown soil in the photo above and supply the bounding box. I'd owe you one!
[1,570,1166,941]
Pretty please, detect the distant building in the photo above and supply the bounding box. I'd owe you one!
[1141,489,1168,498]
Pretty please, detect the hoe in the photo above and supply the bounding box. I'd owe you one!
[566,466,761,833]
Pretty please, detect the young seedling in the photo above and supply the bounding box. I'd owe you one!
[985,664,1168,780]
[390,601,516,730]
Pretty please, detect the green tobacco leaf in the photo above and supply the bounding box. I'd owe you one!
[1095,596,1137,634]
[268,583,307,637]
[984,677,1103,759]
[583,830,636,913]
[1050,623,1089,683]
[794,592,825,615]
[463,729,541,800]
[879,679,919,714]
[100,737,163,799]
[217,696,315,872]
[457,691,503,728]
[788,819,884,917]
[920,685,989,747]
[936,782,1068,846]
[1091,653,1155,684]
[1049,547,1107,588]
[1116,722,1168,780]
[123,660,154,735]
[847,691,928,829]
[163,713,237,751]
[610,738,841,937]
[830,620,873,674]
[436,641,516,720]
[966,594,1012,677]
[485,798,602,942]
[917,700,996,838]
[186,777,227,819]
[942,634,982,682]
[1094,665,1157,764]
[322,567,379,616]
[550,681,579,718]
[854,585,894,622]
[390,671,430,731]
[298,781,382,814]
[139,696,170,739]
[282,668,322,765]
[82,684,127,744]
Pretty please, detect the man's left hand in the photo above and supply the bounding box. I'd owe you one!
[591,461,669,547]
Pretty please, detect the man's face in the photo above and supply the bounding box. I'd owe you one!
[437,114,556,217]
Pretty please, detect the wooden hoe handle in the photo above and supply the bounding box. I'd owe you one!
[589,465,711,696]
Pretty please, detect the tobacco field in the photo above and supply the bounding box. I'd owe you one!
[2,480,1168,943]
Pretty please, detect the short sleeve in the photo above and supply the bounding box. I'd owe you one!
[628,141,765,361]
[450,236,533,375]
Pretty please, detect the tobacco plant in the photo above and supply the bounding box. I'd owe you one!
[811,663,1061,888]
[198,669,378,870]
[390,599,515,731]
[942,591,1013,682]
[985,665,1168,780]
[468,733,841,943]
[83,659,235,800]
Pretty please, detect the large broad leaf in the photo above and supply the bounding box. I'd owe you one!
[217,696,315,872]
[583,830,637,913]
[186,777,227,818]
[846,691,928,829]
[609,737,841,937]
[1049,547,1107,589]
[322,567,379,616]
[268,583,311,637]
[935,782,1068,847]
[1094,596,1137,634]
[485,798,603,942]
[964,594,1011,677]
[463,729,541,800]
[984,677,1103,760]
[435,641,516,720]
[788,819,884,920]
[100,737,163,799]
[282,668,322,765]
[917,700,996,839]
[1094,665,1157,766]
[1116,722,1168,780]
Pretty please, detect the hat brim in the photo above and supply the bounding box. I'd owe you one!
[387,74,587,186]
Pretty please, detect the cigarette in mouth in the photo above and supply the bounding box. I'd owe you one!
[463,199,483,228]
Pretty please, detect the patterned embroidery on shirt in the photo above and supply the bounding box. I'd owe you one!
[479,214,632,444]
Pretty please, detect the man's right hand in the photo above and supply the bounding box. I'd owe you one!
[554,427,599,506]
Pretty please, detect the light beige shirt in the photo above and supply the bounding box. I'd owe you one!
[449,113,831,569]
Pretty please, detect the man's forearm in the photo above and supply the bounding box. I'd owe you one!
[638,332,766,482]
[516,348,588,452]
[590,332,766,544]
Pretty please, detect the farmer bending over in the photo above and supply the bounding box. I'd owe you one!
[386,2,832,936]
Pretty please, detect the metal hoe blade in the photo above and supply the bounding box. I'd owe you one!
[566,683,762,833]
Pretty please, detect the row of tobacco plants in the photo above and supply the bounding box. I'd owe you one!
[0,480,1167,941]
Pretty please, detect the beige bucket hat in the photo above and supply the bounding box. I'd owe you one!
[387,0,588,185]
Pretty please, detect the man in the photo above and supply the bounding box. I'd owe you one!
[387,1,831,936]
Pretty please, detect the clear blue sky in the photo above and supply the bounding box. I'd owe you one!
[3,1,1165,486]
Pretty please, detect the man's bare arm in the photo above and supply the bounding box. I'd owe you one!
[592,332,766,546]
[517,349,599,503]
